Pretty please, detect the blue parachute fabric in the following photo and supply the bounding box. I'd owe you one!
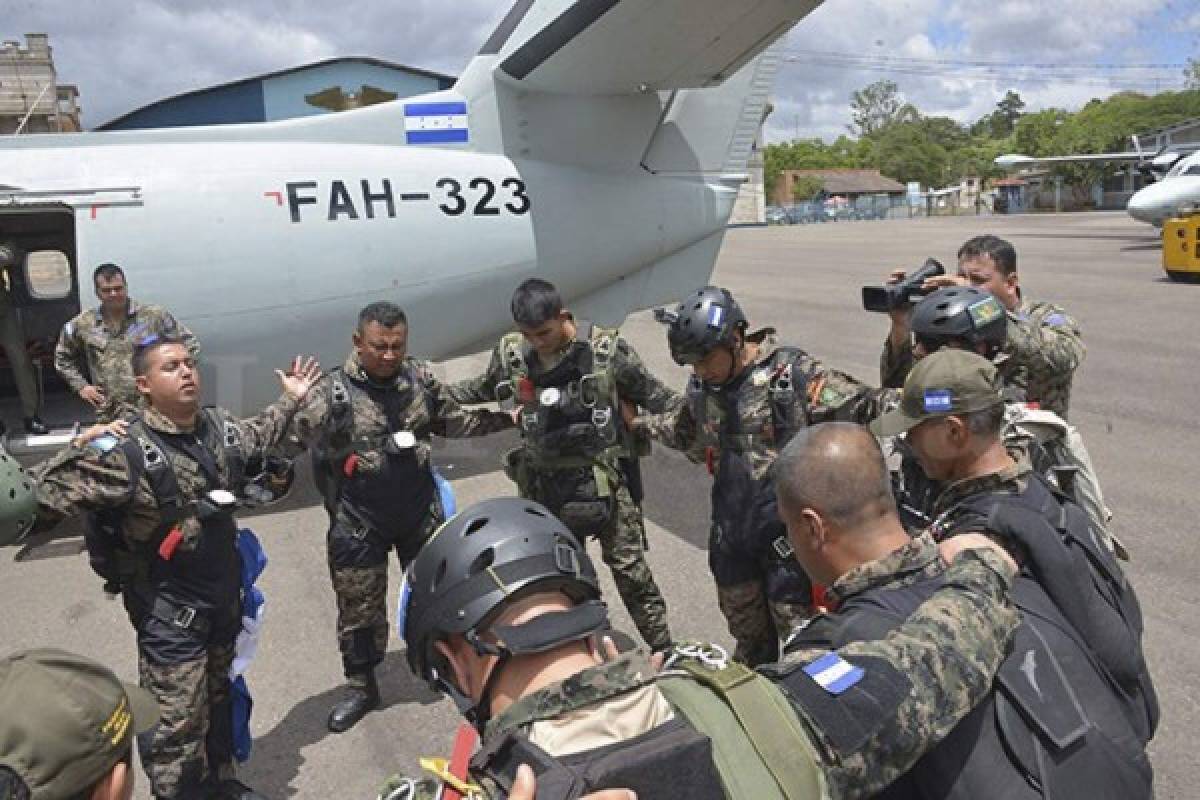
[232,528,267,763]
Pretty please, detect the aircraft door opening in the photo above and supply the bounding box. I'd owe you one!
[0,203,85,451]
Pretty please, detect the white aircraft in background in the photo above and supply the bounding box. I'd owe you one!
[1125,150,1200,226]
[994,141,1200,227]
[0,0,824,452]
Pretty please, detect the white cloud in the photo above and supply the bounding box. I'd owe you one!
[0,0,1180,135]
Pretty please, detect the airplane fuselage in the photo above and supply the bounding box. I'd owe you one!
[0,139,733,413]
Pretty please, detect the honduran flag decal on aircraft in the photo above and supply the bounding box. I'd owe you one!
[404,100,469,145]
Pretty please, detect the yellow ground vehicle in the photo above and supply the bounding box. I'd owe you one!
[1163,211,1200,282]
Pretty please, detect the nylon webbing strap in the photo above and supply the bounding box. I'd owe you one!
[675,660,821,800]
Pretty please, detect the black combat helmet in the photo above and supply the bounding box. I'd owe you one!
[656,286,748,366]
[401,498,606,726]
[911,286,1007,358]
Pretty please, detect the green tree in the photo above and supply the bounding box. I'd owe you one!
[993,90,1026,136]
[791,174,825,201]
[850,80,918,137]
[871,121,950,189]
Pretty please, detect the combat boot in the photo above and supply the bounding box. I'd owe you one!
[327,671,380,733]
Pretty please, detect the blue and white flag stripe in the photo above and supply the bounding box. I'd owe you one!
[803,651,865,695]
[405,101,469,145]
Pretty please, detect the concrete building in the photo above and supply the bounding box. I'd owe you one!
[0,34,81,134]
[730,127,768,226]
[771,168,906,206]
[98,57,454,130]
[1135,117,1200,150]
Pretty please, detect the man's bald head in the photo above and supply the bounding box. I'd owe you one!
[775,423,896,531]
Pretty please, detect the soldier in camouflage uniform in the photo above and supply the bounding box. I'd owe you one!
[880,234,1084,419]
[634,287,898,666]
[377,495,1020,800]
[30,336,321,800]
[775,422,1156,798]
[283,301,516,733]
[871,349,1159,746]
[449,279,679,653]
[56,263,200,422]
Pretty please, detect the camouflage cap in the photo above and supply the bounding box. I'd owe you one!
[0,649,157,800]
[869,348,1003,437]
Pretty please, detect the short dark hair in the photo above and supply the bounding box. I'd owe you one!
[510,279,563,327]
[357,301,407,332]
[962,404,1006,437]
[775,423,896,530]
[957,235,1016,276]
[132,334,188,377]
[92,263,125,287]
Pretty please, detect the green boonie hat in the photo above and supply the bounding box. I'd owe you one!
[0,649,158,800]
[869,349,1003,438]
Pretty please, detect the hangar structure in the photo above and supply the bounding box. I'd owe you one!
[97,56,455,130]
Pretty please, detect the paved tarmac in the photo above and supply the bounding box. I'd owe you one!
[3,211,1195,798]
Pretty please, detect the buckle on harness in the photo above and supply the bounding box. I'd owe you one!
[494,379,516,404]
[173,606,197,629]
[665,642,730,671]
[579,374,600,408]
[772,536,794,560]
[331,380,349,406]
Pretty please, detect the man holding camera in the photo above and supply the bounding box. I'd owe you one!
[876,235,1084,419]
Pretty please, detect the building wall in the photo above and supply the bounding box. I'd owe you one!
[0,33,81,134]
[263,62,450,120]
[107,81,265,129]
[730,135,766,226]
[102,60,454,131]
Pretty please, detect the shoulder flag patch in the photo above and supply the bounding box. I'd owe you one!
[803,651,865,695]
[923,389,954,413]
[1044,312,1068,327]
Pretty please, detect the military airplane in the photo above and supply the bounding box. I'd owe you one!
[995,141,1200,227]
[0,0,824,453]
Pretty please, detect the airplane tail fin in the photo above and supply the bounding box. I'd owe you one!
[454,0,821,173]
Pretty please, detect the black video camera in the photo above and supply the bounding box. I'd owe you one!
[861,258,946,313]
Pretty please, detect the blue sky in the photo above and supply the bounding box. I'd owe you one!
[1,0,1193,140]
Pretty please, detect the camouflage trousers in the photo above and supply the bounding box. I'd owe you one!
[717,581,812,667]
[135,608,239,799]
[526,475,672,652]
[327,502,441,684]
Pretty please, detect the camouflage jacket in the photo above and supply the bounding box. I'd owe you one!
[880,297,1084,419]
[286,352,514,470]
[772,546,1018,800]
[927,458,1028,531]
[377,548,1018,800]
[33,398,298,545]
[635,337,898,481]
[54,300,200,420]
[826,533,943,607]
[450,325,680,414]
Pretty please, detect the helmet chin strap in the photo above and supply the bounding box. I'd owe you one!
[703,339,746,393]
[447,601,610,734]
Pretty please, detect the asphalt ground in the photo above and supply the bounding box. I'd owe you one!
[3,211,1195,798]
